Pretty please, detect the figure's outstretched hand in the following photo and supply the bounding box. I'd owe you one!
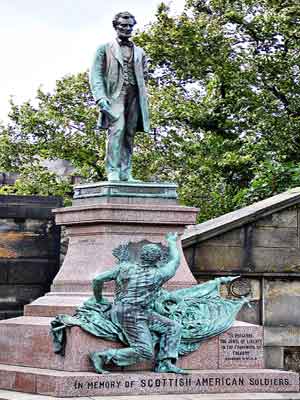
[220,275,241,283]
[165,232,178,242]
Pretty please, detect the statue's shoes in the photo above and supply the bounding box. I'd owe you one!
[107,172,120,181]
[89,351,109,374]
[155,361,188,375]
[120,174,142,182]
[127,177,142,182]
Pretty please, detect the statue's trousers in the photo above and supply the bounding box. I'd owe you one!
[106,85,139,177]
[106,304,182,366]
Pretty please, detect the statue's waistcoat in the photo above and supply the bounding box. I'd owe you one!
[121,47,137,87]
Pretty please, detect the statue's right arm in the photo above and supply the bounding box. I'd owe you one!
[160,232,180,282]
[90,45,108,105]
[92,267,118,302]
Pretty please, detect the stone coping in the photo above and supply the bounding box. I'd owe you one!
[73,181,178,201]
[54,203,199,214]
[74,181,178,190]
[182,187,300,247]
[53,203,199,227]
[71,181,181,207]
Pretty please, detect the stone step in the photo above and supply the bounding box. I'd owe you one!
[24,295,90,317]
[0,317,264,372]
[0,364,297,397]
[2,391,300,400]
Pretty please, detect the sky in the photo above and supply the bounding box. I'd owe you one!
[0,0,185,123]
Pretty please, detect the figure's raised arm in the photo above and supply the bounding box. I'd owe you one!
[160,232,180,282]
[92,267,118,303]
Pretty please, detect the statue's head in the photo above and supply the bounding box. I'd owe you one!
[112,11,137,40]
[140,243,162,266]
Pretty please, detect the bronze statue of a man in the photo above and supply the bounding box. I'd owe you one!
[89,232,186,374]
[90,11,150,182]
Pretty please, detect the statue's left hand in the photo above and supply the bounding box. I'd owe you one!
[165,232,178,242]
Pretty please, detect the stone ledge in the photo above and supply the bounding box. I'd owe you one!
[72,181,178,206]
[2,390,300,400]
[182,187,300,247]
[53,203,199,226]
[0,365,297,397]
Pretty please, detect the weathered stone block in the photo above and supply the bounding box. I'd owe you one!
[203,229,242,247]
[264,280,300,326]
[194,245,242,272]
[236,300,261,325]
[252,227,298,248]
[183,246,194,268]
[252,249,300,273]
[264,326,300,347]
[0,196,62,219]
[0,231,58,259]
[284,347,300,373]
[0,285,46,308]
[0,195,62,318]
[264,346,284,369]
[193,245,300,273]
[6,260,58,284]
[255,208,298,228]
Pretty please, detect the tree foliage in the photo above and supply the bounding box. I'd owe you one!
[1,0,300,220]
[135,0,300,219]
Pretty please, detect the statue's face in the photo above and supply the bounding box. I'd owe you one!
[140,244,162,265]
[115,17,135,40]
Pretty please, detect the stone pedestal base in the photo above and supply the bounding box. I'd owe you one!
[0,318,264,373]
[0,366,297,397]
[25,181,198,316]
[0,181,297,398]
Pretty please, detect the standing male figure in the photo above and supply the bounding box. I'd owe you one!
[90,11,150,182]
[89,232,186,374]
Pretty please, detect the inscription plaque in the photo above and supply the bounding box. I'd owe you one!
[219,326,264,369]
[46,370,298,397]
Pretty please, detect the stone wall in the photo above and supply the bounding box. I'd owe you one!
[183,189,300,372]
[0,195,62,319]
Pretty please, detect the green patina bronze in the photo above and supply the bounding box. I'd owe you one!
[90,11,150,182]
[51,233,247,374]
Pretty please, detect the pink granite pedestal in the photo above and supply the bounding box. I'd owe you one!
[0,181,298,397]
[25,182,199,317]
[0,366,298,397]
[0,318,263,373]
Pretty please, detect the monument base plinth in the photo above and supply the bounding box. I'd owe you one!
[0,181,297,398]
[0,365,298,397]
[25,181,198,316]
[0,318,264,373]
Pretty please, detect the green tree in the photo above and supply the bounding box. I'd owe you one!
[135,0,300,218]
